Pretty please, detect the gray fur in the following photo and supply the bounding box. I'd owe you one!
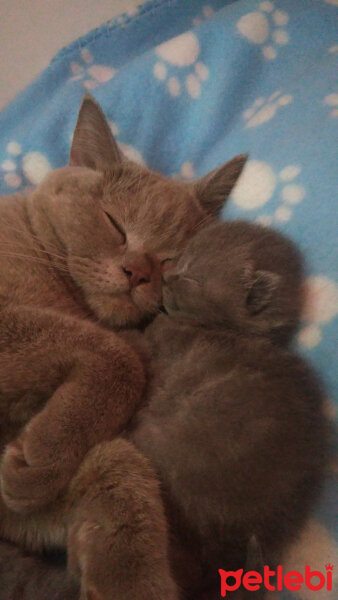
[130,221,330,597]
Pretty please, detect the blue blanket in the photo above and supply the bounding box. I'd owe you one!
[0,0,337,594]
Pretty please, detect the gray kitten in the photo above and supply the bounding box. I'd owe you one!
[130,220,330,598]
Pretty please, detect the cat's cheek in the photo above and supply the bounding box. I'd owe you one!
[83,293,138,327]
[132,280,162,316]
[68,259,127,297]
[76,269,162,326]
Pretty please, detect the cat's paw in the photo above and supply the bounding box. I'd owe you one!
[68,520,111,600]
[69,521,150,600]
[68,517,178,600]
[0,437,67,513]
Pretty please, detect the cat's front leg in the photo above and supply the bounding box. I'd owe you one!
[1,434,71,513]
[0,438,179,600]
[0,305,146,513]
[67,439,180,600]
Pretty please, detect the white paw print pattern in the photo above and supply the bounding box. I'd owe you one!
[172,161,195,180]
[1,142,51,189]
[231,160,305,224]
[125,5,140,18]
[192,4,215,27]
[69,48,116,90]
[119,143,145,166]
[282,519,338,595]
[153,32,209,99]
[114,4,140,24]
[108,122,146,167]
[323,397,337,423]
[237,1,289,60]
[298,276,338,349]
[323,93,338,118]
[243,90,293,128]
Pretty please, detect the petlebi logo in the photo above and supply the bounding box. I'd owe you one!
[218,563,334,596]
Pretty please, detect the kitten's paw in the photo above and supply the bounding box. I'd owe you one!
[0,437,67,513]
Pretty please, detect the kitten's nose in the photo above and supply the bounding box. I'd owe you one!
[123,263,151,288]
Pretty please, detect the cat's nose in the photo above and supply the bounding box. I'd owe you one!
[123,264,151,288]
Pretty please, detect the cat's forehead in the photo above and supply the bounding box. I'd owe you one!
[104,169,205,253]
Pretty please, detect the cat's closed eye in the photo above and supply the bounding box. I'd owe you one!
[104,211,126,246]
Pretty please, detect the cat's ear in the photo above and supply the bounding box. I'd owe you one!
[245,535,264,573]
[246,270,281,316]
[193,154,248,215]
[69,94,122,170]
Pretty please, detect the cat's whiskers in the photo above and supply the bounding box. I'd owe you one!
[1,227,88,266]
[0,239,68,265]
[0,250,70,273]
[4,222,63,254]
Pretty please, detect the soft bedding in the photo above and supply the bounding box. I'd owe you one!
[0,0,337,595]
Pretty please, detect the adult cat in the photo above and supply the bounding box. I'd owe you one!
[0,95,246,599]
[129,221,330,599]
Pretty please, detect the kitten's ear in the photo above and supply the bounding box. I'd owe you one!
[69,94,122,170]
[244,536,265,599]
[247,270,280,315]
[194,154,248,215]
[245,535,264,572]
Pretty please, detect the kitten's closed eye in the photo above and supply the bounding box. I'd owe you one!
[104,211,126,246]
[164,270,201,287]
[161,257,176,273]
